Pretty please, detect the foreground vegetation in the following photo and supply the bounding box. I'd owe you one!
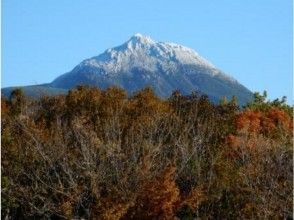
[2,87,293,219]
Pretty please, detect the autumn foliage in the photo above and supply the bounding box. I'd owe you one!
[1,87,293,219]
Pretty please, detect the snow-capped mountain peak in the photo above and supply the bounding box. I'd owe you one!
[128,33,155,45]
[2,34,253,105]
[78,33,219,76]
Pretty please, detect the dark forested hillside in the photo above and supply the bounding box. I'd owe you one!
[1,86,293,219]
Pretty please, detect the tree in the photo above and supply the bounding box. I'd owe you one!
[9,88,26,116]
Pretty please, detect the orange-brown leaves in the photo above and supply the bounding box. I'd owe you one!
[265,107,292,134]
[100,86,127,117]
[128,88,169,117]
[226,134,241,148]
[1,97,10,119]
[125,166,180,220]
[235,107,292,138]
[126,87,170,131]
[235,110,262,134]
[180,186,204,211]
[92,198,133,220]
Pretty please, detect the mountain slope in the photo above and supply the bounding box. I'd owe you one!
[2,34,253,104]
[1,84,68,98]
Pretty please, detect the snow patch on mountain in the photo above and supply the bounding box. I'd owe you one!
[75,33,229,79]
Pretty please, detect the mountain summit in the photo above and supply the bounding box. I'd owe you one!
[3,34,253,104]
[67,33,219,76]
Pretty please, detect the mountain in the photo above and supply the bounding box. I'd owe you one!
[2,33,253,104]
[1,84,68,98]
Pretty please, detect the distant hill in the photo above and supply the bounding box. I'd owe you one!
[2,84,68,98]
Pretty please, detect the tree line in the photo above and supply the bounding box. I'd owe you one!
[1,86,293,219]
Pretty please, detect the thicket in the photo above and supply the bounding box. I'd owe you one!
[1,86,293,219]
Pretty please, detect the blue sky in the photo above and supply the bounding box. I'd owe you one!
[2,0,293,102]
